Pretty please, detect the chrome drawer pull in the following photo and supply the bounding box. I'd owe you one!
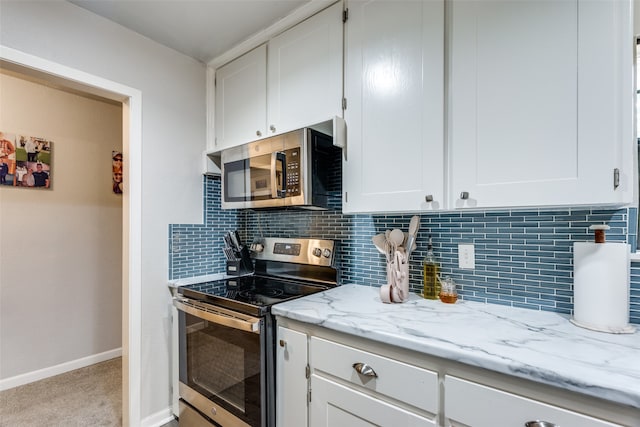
[525,421,558,427]
[353,362,377,378]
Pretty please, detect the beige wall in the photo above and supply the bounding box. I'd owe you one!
[0,72,123,378]
[0,2,206,421]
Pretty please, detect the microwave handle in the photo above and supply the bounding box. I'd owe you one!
[271,151,287,199]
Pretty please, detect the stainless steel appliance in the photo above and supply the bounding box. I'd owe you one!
[220,128,341,210]
[174,237,338,427]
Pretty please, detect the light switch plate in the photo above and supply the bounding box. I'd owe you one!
[458,243,475,269]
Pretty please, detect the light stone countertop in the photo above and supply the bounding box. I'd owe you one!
[271,284,640,409]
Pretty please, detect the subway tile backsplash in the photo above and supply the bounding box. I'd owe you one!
[169,176,640,325]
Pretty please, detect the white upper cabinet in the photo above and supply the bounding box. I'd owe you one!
[267,2,344,137]
[214,45,267,151]
[343,0,445,213]
[448,0,633,209]
[213,2,344,152]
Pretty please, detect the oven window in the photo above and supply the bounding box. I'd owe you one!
[180,312,262,425]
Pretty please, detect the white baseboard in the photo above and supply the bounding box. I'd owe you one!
[141,407,175,427]
[0,348,122,391]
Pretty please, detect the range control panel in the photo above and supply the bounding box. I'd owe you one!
[273,242,301,256]
[252,237,335,267]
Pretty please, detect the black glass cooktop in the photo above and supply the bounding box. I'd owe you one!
[177,275,328,317]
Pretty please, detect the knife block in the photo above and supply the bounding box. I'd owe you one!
[226,246,254,276]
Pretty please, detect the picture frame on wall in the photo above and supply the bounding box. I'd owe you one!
[112,151,122,194]
[0,131,52,189]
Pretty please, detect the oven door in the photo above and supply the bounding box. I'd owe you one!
[174,297,272,427]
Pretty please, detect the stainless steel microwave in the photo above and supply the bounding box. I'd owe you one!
[221,128,341,210]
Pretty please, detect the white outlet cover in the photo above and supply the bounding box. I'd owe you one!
[458,243,475,269]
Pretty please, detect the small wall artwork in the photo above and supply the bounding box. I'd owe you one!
[0,131,52,189]
[112,151,122,194]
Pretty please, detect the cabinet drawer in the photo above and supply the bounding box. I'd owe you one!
[311,375,436,427]
[310,337,438,414]
[445,376,623,427]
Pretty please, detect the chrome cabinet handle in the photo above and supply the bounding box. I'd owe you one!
[525,421,558,427]
[353,362,377,378]
[425,194,434,202]
[270,124,276,133]
[256,130,262,137]
[460,191,469,200]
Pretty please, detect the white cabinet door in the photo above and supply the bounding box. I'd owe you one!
[444,376,623,427]
[343,0,444,213]
[310,375,436,427]
[215,44,267,151]
[449,0,633,209]
[276,326,308,427]
[267,2,344,137]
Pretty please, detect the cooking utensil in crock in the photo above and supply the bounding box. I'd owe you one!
[372,233,387,255]
[403,233,416,252]
[389,228,404,246]
[405,215,420,257]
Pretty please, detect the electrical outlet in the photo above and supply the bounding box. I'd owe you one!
[458,243,475,269]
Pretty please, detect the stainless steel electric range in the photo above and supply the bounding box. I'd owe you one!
[174,237,338,427]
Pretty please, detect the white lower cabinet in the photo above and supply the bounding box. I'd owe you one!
[309,336,438,426]
[310,375,436,427]
[276,326,309,427]
[276,325,439,427]
[310,336,439,415]
[276,321,637,427]
[444,376,623,427]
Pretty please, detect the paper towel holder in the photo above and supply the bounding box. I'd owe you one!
[571,227,636,334]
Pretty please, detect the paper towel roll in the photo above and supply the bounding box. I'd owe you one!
[572,242,635,333]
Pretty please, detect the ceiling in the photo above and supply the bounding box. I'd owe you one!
[68,0,314,64]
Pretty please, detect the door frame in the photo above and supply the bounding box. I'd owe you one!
[0,45,142,427]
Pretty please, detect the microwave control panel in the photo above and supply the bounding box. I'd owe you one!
[285,147,301,196]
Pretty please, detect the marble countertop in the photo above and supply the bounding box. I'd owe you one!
[272,284,640,409]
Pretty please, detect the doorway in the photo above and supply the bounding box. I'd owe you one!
[0,46,142,426]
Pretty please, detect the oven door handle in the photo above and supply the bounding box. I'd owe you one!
[173,297,261,334]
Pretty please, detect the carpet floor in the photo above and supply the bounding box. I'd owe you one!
[0,357,122,426]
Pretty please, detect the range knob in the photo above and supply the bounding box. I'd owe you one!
[312,248,322,257]
[323,249,332,258]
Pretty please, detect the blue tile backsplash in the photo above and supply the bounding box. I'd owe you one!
[170,176,640,325]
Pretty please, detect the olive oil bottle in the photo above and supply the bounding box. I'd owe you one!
[423,235,440,299]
